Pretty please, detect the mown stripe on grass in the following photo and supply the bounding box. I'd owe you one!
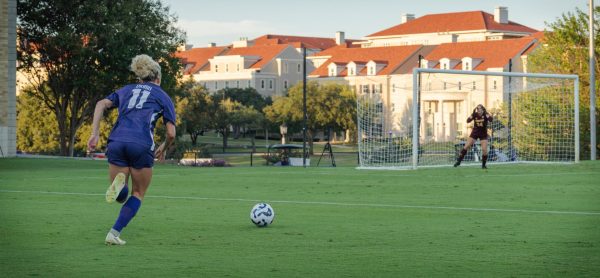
[1,189,599,216]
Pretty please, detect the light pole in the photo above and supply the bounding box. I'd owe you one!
[280,123,288,144]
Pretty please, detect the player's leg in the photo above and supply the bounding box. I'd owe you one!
[107,167,151,245]
[455,137,475,167]
[105,167,131,245]
[106,144,154,245]
[481,139,489,169]
[105,141,131,203]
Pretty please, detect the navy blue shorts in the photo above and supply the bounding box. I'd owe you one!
[106,141,154,169]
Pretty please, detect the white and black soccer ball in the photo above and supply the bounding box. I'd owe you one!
[250,203,275,227]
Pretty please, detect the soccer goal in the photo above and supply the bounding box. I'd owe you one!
[357,68,579,170]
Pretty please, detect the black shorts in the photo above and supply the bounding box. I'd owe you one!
[469,131,489,141]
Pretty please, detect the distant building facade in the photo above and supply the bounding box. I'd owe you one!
[1,0,17,157]
[178,33,352,97]
[308,7,540,141]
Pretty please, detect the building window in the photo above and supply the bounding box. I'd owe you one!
[284,63,288,73]
[465,62,470,70]
[237,64,240,72]
[215,82,218,89]
[261,80,265,89]
[269,80,273,90]
[458,81,462,90]
[236,80,240,88]
[472,82,476,90]
[297,64,301,73]
[493,80,497,90]
[362,85,370,94]
[329,68,335,76]
[284,80,288,89]
[443,82,447,90]
[391,103,395,112]
[225,64,229,72]
[248,80,251,87]
[373,84,382,94]
[392,84,396,93]
[225,81,229,88]
[349,68,354,75]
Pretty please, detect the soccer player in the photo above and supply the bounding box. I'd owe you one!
[87,54,176,245]
[454,104,493,169]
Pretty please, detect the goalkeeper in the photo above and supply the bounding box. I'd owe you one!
[454,104,493,169]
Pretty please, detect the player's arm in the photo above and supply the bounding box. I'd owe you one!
[466,109,476,123]
[154,121,176,162]
[87,99,113,152]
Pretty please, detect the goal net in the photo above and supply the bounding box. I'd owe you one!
[357,68,579,169]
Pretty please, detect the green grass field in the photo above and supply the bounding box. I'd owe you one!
[1,158,599,277]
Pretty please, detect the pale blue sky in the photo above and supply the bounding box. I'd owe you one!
[161,0,591,47]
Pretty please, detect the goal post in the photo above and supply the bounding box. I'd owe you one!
[356,68,579,170]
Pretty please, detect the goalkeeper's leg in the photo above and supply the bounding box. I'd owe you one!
[455,137,475,167]
[481,139,489,169]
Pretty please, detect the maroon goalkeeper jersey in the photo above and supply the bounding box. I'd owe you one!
[468,114,493,140]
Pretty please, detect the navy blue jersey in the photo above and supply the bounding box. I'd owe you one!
[106,82,176,150]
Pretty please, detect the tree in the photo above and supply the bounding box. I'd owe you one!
[528,6,600,158]
[209,96,264,152]
[17,0,185,156]
[263,82,357,154]
[17,87,59,154]
[17,85,116,155]
[217,88,271,139]
[220,87,272,111]
[176,80,212,146]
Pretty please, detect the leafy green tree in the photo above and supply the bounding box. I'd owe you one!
[208,96,264,152]
[17,88,59,154]
[528,6,599,158]
[17,0,185,156]
[263,81,357,153]
[176,80,212,146]
[494,86,576,161]
[17,85,116,155]
[216,88,271,139]
[220,87,272,111]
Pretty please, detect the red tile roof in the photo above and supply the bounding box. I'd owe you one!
[224,44,290,69]
[424,37,536,70]
[367,11,537,38]
[521,31,545,55]
[253,34,360,50]
[176,46,229,74]
[309,45,425,77]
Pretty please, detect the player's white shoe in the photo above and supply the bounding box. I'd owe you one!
[106,172,126,203]
[105,232,126,245]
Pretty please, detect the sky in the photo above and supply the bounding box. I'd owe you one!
[161,0,592,48]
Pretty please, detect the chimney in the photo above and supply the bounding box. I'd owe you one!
[335,31,345,45]
[401,14,415,24]
[233,37,254,48]
[207,42,216,48]
[494,6,508,24]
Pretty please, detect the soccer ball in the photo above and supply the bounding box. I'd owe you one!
[250,203,275,227]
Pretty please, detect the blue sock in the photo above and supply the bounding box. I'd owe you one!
[116,184,129,203]
[112,196,142,232]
